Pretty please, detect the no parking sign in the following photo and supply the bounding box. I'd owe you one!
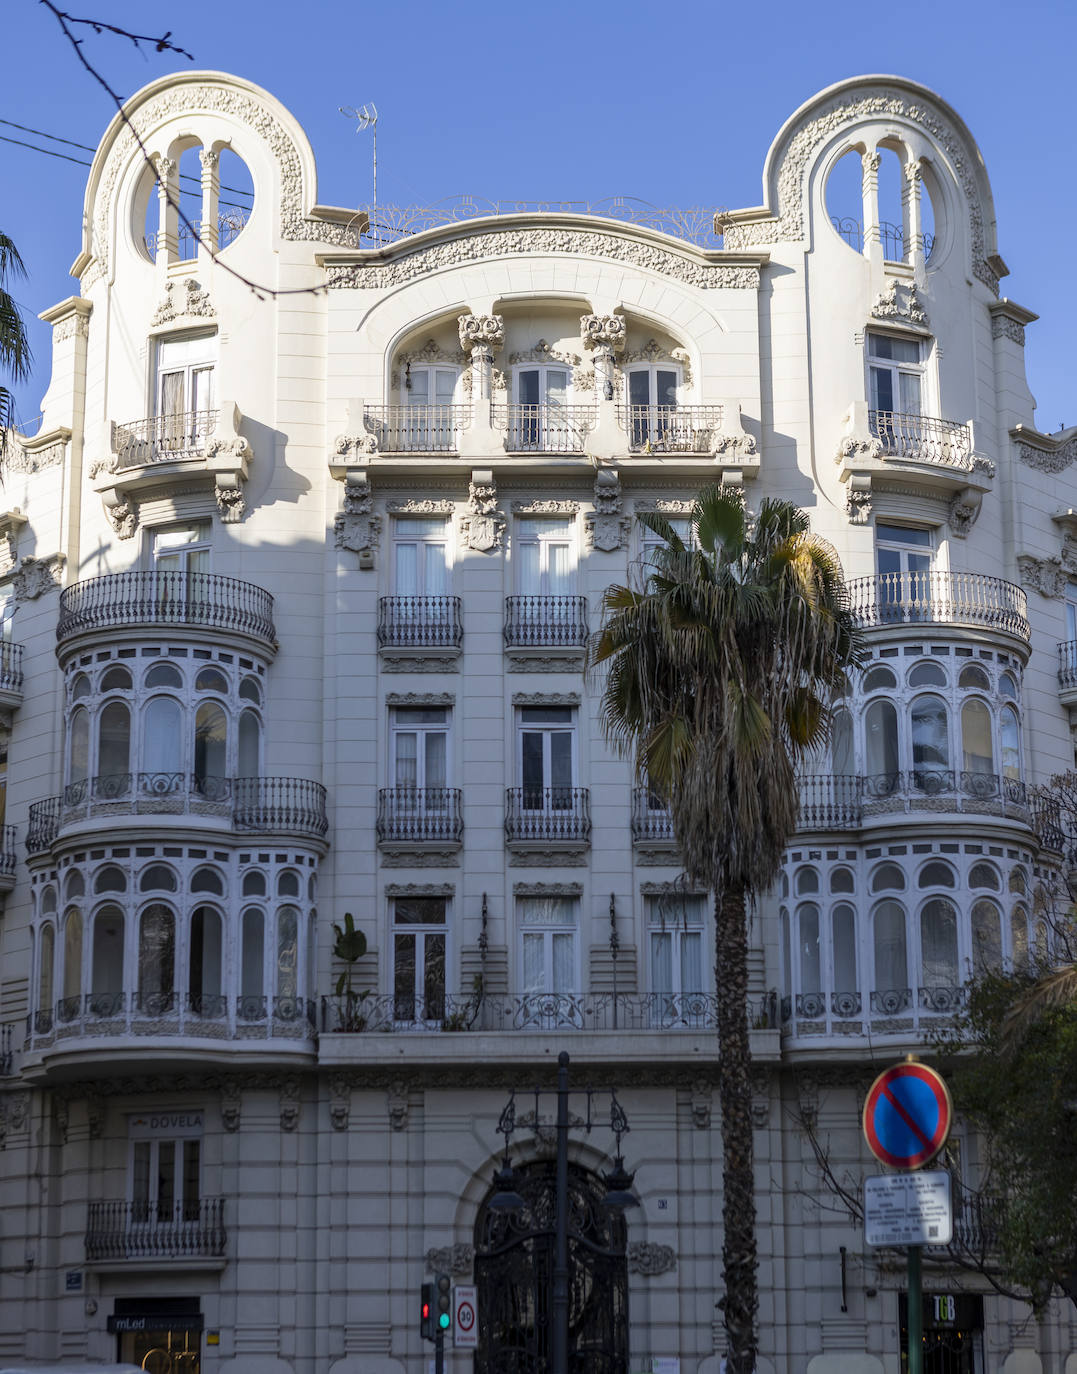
[453,1284,478,1349]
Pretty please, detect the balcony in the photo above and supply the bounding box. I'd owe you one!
[621,404,724,454]
[1058,641,1077,714]
[377,787,463,860]
[0,824,15,892]
[504,594,588,670]
[57,570,276,656]
[362,404,468,454]
[85,1198,226,1265]
[505,787,591,860]
[797,775,862,830]
[0,640,25,710]
[377,594,462,669]
[113,409,218,466]
[782,985,967,1043]
[29,993,316,1051]
[29,775,329,851]
[846,572,1030,644]
[630,787,678,861]
[495,404,596,455]
[870,410,973,468]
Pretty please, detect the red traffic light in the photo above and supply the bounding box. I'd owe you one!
[421,1302,430,1320]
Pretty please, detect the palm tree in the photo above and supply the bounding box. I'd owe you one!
[590,488,862,1373]
[0,230,33,447]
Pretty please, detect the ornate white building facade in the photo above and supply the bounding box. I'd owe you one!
[0,69,1075,1374]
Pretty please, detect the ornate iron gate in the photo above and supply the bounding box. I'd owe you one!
[474,1160,629,1374]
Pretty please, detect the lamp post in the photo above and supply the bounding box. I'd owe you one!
[488,1050,637,1374]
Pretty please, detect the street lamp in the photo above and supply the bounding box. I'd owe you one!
[489,1050,638,1374]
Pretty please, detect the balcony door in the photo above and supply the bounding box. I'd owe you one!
[875,523,932,619]
[155,333,216,454]
[518,895,578,1005]
[515,366,570,448]
[628,365,678,447]
[405,366,458,449]
[391,707,448,790]
[393,518,448,600]
[393,896,446,1024]
[129,1117,202,1226]
[517,518,575,596]
[519,706,575,811]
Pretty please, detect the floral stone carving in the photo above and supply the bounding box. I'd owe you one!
[151,277,215,326]
[458,314,505,353]
[13,554,65,602]
[871,278,928,327]
[425,1244,474,1276]
[580,314,627,353]
[627,1242,676,1276]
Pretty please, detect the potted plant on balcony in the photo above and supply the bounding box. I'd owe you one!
[332,911,371,1031]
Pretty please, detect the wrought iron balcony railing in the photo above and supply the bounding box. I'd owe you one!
[494,403,596,454]
[362,404,468,453]
[113,409,219,467]
[504,595,589,647]
[377,787,463,843]
[621,404,724,453]
[846,572,1029,640]
[868,410,972,468]
[782,984,967,1039]
[85,1197,226,1261]
[57,571,275,648]
[829,216,935,261]
[505,787,591,844]
[797,774,862,829]
[631,788,674,842]
[38,775,328,842]
[28,993,315,1047]
[0,640,24,696]
[377,595,463,648]
[1058,640,1077,690]
[320,991,778,1034]
[0,824,16,878]
[0,1022,12,1077]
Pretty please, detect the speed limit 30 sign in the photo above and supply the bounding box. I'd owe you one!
[453,1284,477,1349]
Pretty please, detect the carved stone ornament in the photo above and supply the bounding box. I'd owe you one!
[621,337,693,388]
[585,469,630,552]
[1017,554,1068,600]
[948,492,981,539]
[1017,437,1077,474]
[334,472,381,558]
[6,441,65,474]
[509,339,582,369]
[718,85,1000,293]
[511,692,581,707]
[845,484,873,526]
[627,1241,677,1276]
[280,1077,301,1132]
[386,691,455,707]
[387,1081,410,1132]
[511,500,579,516]
[52,313,90,344]
[580,314,627,354]
[426,1244,474,1277]
[458,314,505,353]
[13,553,65,602]
[214,475,246,524]
[385,498,454,516]
[461,480,505,553]
[992,315,1026,345]
[518,1107,585,1151]
[151,277,215,327]
[385,882,455,897]
[870,278,928,327]
[634,498,695,517]
[971,454,996,478]
[513,881,584,897]
[392,338,467,387]
[690,1080,713,1129]
[330,1075,350,1131]
[54,1095,69,1143]
[105,494,138,540]
[221,1079,241,1133]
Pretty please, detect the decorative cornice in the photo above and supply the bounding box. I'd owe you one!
[513,881,584,897]
[511,692,581,706]
[991,315,1025,345]
[385,498,454,516]
[1016,432,1077,474]
[326,229,761,291]
[386,692,455,707]
[385,882,455,897]
[512,499,579,515]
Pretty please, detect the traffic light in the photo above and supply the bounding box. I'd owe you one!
[435,1272,452,1334]
[420,1282,433,1341]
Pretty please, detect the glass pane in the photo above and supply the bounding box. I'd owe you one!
[139,906,175,1001]
[424,732,447,789]
[920,899,958,987]
[550,732,573,790]
[831,710,855,774]
[552,932,574,992]
[238,711,260,779]
[522,933,543,993]
[656,370,678,407]
[194,703,227,780]
[182,1140,201,1218]
[971,901,1002,977]
[832,905,858,994]
[160,371,184,418]
[781,911,791,999]
[157,1141,175,1216]
[961,700,994,773]
[63,911,82,1001]
[423,542,447,596]
[241,909,264,999]
[98,702,131,778]
[69,709,90,784]
[1001,707,1020,779]
[910,698,949,771]
[142,697,184,774]
[132,1141,151,1208]
[874,901,907,991]
[395,733,418,786]
[798,904,821,992]
[628,371,650,405]
[865,701,898,777]
[424,933,445,1016]
[680,931,703,995]
[408,369,429,403]
[517,539,540,593]
[39,926,54,1010]
[394,542,418,594]
[278,907,298,1000]
[870,366,894,412]
[545,370,568,404]
[547,542,572,593]
[518,370,540,405]
[899,370,921,414]
[92,908,124,997]
[650,933,673,995]
[521,732,544,793]
[191,366,215,413]
[434,369,457,403]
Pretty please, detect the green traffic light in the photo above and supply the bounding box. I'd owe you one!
[439,1313,451,1330]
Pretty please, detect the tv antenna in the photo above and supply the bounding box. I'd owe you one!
[339,103,378,241]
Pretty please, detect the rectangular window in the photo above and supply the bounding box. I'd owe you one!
[518,706,575,808]
[875,522,933,619]
[392,517,448,597]
[518,894,578,1001]
[155,334,217,454]
[641,515,693,568]
[867,332,923,416]
[392,896,446,1024]
[151,522,211,574]
[128,1111,203,1224]
[391,708,448,789]
[516,518,576,596]
[647,893,706,1014]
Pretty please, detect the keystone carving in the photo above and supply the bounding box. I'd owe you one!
[280,1077,301,1132]
[330,1076,350,1131]
[870,278,928,327]
[690,1080,712,1129]
[221,1079,241,1133]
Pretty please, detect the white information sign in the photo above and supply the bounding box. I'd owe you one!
[453,1283,478,1349]
[864,1169,953,1247]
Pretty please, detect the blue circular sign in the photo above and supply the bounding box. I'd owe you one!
[863,1061,952,1169]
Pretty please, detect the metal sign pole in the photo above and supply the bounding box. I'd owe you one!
[907,1245,923,1374]
[435,1328,445,1374]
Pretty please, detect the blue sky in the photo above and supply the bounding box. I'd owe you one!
[3,0,1074,431]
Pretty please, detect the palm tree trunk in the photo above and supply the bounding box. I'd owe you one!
[715,882,758,1374]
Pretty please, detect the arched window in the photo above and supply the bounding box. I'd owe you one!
[873,901,908,1005]
[142,695,184,776]
[1033,920,1049,967]
[240,907,265,1018]
[94,865,127,894]
[137,905,175,1013]
[242,871,266,897]
[1008,867,1028,896]
[865,700,898,782]
[140,864,178,893]
[239,675,262,704]
[780,908,792,1005]
[918,860,956,889]
[797,902,822,1002]
[100,666,132,692]
[38,923,55,1023]
[277,905,299,1005]
[70,673,91,701]
[920,898,958,990]
[968,862,1000,891]
[90,906,124,1010]
[40,886,57,915]
[910,696,949,786]
[863,665,897,692]
[831,708,855,775]
[1000,705,1020,781]
[961,699,994,776]
[195,667,229,694]
[971,900,1002,976]
[238,710,260,779]
[908,661,947,688]
[795,867,818,896]
[194,702,227,782]
[191,866,224,895]
[870,862,906,893]
[999,672,1018,700]
[830,867,855,894]
[958,664,991,691]
[68,707,90,785]
[145,662,183,688]
[64,870,85,901]
[61,908,82,1018]
[308,874,317,902]
[97,700,131,782]
[277,871,300,898]
[189,906,223,1015]
[1010,904,1029,971]
[832,903,859,1013]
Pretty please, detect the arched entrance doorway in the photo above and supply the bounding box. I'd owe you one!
[474,1159,629,1374]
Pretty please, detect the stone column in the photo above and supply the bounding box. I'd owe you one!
[580,313,626,459]
[903,158,926,280]
[861,151,882,267]
[155,156,179,267]
[199,148,221,257]
[457,314,505,458]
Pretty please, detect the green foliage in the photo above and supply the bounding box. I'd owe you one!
[0,230,32,440]
[941,964,1077,1307]
[331,910,368,999]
